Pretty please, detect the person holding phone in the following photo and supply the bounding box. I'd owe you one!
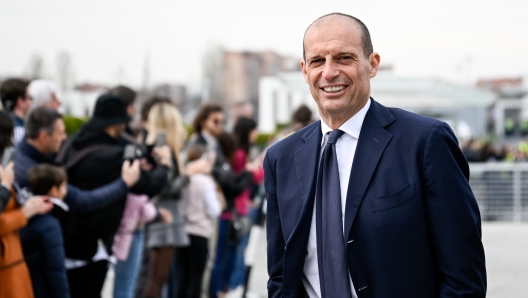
[0,146,14,214]
[142,102,213,298]
[0,110,54,298]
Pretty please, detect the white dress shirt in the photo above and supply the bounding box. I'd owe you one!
[302,99,371,298]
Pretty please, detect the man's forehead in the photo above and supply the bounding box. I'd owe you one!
[304,23,362,56]
[56,118,65,129]
[305,15,360,38]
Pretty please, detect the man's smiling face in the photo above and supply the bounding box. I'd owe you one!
[301,18,379,125]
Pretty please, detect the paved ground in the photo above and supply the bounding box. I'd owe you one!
[103,222,528,297]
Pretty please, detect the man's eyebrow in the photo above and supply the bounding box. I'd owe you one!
[307,55,323,62]
[336,52,357,57]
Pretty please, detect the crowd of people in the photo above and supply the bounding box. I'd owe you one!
[461,139,528,163]
[0,77,312,298]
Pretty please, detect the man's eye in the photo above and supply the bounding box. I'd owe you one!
[310,59,323,65]
[338,56,352,61]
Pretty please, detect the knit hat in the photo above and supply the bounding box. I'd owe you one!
[89,94,131,128]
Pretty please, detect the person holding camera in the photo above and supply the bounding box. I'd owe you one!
[60,94,172,298]
[0,110,54,298]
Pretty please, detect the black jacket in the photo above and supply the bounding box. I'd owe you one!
[62,122,169,260]
[188,133,252,210]
[20,214,69,298]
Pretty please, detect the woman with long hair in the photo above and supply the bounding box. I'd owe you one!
[143,102,211,298]
[0,110,53,298]
[215,117,264,297]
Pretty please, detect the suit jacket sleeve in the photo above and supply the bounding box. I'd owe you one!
[64,178,128,213]
[264,152,285,298]
[422,122,486,297]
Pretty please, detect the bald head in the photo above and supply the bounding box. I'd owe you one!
[303,13,373,60]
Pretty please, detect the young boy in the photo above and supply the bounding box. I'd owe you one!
[20,164,70,298]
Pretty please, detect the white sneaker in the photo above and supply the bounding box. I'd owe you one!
[245,292,262,298]
[226,286,244,298]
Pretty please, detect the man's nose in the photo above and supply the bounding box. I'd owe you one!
[322,60,339,82]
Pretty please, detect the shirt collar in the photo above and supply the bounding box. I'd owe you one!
[13,114,24,127]
[320,98,371,146]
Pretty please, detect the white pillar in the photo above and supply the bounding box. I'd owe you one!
[291,91,303,111]
[258,77,278,134]
[276,88,290,125]
[494,102,504,138]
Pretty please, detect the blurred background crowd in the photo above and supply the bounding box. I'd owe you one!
[0,77,318,298]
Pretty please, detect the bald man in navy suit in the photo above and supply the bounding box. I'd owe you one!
[264,13,486,298]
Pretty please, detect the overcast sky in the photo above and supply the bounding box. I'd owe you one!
[1,0,527,89]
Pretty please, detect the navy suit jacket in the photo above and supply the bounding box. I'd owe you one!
[264,99,486,298]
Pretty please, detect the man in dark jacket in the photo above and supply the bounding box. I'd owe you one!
[187,104,254,297]
[15,107,141,298]
[62,94,171,297]
[187,104,252,203]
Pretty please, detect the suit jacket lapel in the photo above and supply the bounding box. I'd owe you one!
[344,100,394,240]
[282,122,322,295]
[288,122,322,246]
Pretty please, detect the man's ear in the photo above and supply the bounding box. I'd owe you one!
[48,185,58,197]
[369,52,381,78]
[15,96,24,109]
[37,131,48,143]
[300,59,309,84]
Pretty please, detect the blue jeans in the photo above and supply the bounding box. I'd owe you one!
[229,234,249,289]
[113,230,145,298]
[210,219,229,297]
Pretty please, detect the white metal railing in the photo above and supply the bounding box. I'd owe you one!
[469,162,528,222]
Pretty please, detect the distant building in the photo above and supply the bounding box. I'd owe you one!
[258,70,497,141]
[203,49,298,116]
[60,83,108,118]
[151,83,187,107]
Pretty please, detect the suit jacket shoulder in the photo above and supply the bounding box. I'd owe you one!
[267,121,321,161]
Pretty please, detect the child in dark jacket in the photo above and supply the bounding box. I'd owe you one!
[20,164,70,298]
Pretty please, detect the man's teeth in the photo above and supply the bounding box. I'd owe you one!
[323,86,345,93]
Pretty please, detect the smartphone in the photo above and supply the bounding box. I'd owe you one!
[155,131,167,147]
[123,144,138,160]
[1,146,14,168]
[200,151,210,160]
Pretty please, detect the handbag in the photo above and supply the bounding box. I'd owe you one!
[227,211,252,244]
[146,197,190,248]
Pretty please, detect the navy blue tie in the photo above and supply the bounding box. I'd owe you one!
[316,129,353,298]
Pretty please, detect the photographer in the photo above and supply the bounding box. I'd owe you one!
[61,94,171,297]
[15,107,141,212]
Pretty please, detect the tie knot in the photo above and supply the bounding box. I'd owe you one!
[327,130,345,144]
